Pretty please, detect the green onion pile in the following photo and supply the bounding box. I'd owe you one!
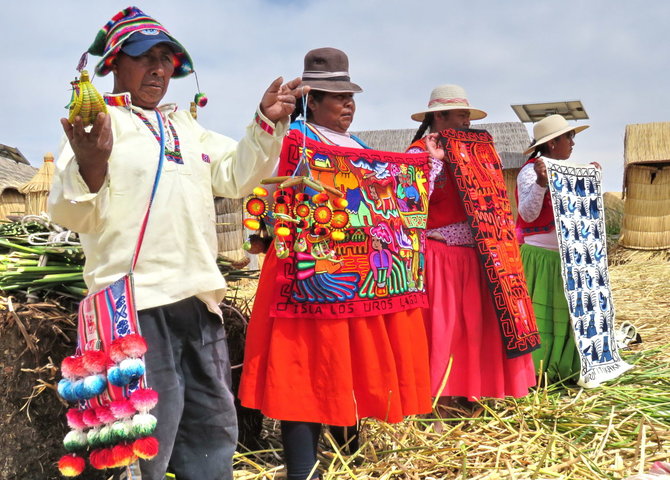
[0,219,86,298]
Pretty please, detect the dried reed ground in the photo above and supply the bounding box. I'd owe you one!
[231,251,670,480]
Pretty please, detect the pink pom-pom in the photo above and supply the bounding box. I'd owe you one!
[58,453,85,477]
[82,408,102,428]
[61,355,87,379]
[109,399,136,419]
[66,408,86,430]
[89,448,112,470]
[82,350,108,374]
[110,443,136,468]
[133,436,159,460]
[129,388,159,412]
[94,405,116,424]
[119,334,148,358]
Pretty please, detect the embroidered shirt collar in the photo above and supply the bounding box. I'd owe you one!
[103,92,178,114]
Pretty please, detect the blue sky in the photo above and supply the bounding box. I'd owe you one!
[1,0,668,193]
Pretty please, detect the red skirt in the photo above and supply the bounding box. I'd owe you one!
[238,250,432,426]
[423,239,536,399]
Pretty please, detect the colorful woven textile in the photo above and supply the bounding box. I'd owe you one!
[57,274,159,474]
[437,128,540,358]
[266,131,430,318]
[88,6,193,78]
[544,159,632,388]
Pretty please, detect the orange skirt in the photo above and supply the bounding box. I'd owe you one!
[238,251,432,426]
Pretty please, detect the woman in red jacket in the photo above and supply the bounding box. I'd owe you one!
[407,84,536,407]
[516,114,590,382]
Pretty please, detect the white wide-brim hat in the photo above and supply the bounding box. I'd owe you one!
[523,114,590,155]
[411,84,487,122]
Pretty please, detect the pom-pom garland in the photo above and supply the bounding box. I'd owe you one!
[110,420,134,443]
[61,355,87,379]
[63,430,88,452]
[89,448,112,470]
[110,443,136,468]
[94,405,116,424]
[129,388,159,411]
[82,408,102,428]
[58,329,157,476]
[58,454,85,477]
[109,334,147,363]
[132,413,158,437]
[81,350,108,374]
[132,436,159,460]
[66,408,86,430]
[107,357,146,386]
[86,428,101,448]
[109,399,136,419]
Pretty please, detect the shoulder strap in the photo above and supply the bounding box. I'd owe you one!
[130,110,165,272]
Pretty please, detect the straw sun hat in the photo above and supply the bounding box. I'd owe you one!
[411,84,487,122]
[523,114,590,155]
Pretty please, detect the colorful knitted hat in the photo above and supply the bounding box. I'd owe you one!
[87,6,193,78]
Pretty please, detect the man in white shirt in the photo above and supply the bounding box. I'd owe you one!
[49,6,303,480]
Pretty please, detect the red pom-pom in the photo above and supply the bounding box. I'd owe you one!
[82,408,102,428]
[132,436,159,460]
[119,334,147,358]
[66,408,86,430]
[89,448,112,470]
[110,443,136,468]
[94,405,116,424]
[108,342,127,363]
[82,350,108,374]
[129,388,159,411]
[109,399,136,419]
[58,454,85,477]
[62,355,87,379]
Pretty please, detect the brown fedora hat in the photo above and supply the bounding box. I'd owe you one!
[300,47,363,93]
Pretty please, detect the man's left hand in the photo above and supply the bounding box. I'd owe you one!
[259,77,309,123]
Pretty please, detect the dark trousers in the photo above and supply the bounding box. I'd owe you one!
[281,421,359,480]
[138,296,238,480]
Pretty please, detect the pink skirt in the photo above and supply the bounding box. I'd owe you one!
[424,239,536,399]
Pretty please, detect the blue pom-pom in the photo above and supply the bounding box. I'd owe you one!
[83,374,106,397]
[72,379,87,400]
[107,365,129,386]
[119,358,145,381]
[58,378,75,402]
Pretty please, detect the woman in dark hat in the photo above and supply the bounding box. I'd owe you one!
[239,48,431,480]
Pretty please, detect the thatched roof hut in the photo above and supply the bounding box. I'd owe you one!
[20,153,55,215]
[0,144,37,220]
[215,197,246,262]
[620,122,670,250]
[351,122,531,216]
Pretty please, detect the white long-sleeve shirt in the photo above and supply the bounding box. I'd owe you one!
[516,161,558,250]
[49,101,287,312]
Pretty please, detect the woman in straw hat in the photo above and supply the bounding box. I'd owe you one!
[405,84,536,408]
[239,48,431,480]
[516,114,590,382]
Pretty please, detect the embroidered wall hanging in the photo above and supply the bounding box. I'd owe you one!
[247,130,430,318]
[544,159,632,388]
[437,128,540,358]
